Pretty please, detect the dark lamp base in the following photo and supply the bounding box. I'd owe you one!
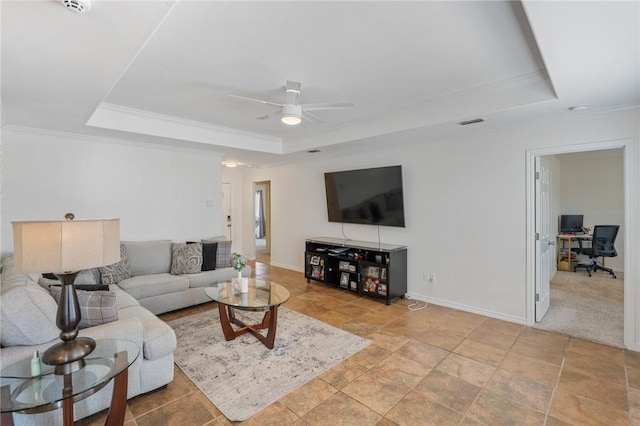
[43,337,96,375]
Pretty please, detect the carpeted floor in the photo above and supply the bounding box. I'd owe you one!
[534,269,624,348]
[168,307,370,421]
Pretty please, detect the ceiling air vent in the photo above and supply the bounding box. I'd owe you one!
[60,0,91,13]
[458,118,485,126]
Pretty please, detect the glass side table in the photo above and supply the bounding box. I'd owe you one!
[0,339,139,426]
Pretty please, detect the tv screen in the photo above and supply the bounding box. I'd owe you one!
[560,214,584,233]
[324,165,405,227]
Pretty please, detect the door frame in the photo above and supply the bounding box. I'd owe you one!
[534,156,552,322]
[253,180,271,259]
[525,138,638,350]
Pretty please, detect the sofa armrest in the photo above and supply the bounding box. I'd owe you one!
[0,317,144,368]
[78,316,144,349]
[0,342,54,368]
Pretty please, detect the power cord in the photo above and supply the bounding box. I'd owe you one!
[407,299,429,311]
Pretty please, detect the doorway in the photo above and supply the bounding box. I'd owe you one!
[537,149,624,347]
[526,139,637,350]
[255,181,271,264]
[222,183,232,241]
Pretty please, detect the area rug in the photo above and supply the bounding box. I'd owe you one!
[168,308,370,421]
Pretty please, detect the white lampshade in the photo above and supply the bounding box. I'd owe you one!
[12,218,121,274]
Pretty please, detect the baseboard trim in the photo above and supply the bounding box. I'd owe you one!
[265,261,304,273]
[405,293,526,325]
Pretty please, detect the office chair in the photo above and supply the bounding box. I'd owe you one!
[573,225,620,278]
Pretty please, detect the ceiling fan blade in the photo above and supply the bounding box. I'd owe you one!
[302,111,324,125]
[228,94,283,108]
[302,102,354,111]
[256,110,281,121]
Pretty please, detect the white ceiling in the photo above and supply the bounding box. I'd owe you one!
[2,1,638,167]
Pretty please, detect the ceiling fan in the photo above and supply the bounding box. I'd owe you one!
[229,81,354,126]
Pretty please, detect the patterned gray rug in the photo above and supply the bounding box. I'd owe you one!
[168,308,370,421]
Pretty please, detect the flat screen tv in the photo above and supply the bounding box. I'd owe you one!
[559,214,584,233]
[324,165,405,227]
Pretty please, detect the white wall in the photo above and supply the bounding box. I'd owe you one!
[555,150,625,271]
[241,108,639,324]
[1,128,225,254]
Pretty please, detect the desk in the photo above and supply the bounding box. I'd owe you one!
[557,234,592,271]
[0,339,139,426]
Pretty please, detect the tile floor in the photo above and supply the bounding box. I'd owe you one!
[78,261,640,425]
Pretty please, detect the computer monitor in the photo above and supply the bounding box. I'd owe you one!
[559,215,584,233]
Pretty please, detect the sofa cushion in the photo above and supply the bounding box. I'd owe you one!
[201,242,218,271]
[0,256,39,291]
[49,287,118,329]
[188,241,217,271]
[203,238,232,268]
[0,283,59,346]
[38,269,100,285]
[185,267,249,289]
[100,244,132,284]
[75,268,102,285]
[117,306,177,360]
[117,273,189,300]
[216,240,232,268]
[108,285,141,310]
[170,243,203,275]
[123,240,172,276]
[38,272,106,291]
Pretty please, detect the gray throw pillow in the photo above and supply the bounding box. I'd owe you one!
[38,268,102,290]
[171,243,203,275]
[75,268,102,285]
[49,287,118,329]
[99,244,131,284]
[210,240,232,268]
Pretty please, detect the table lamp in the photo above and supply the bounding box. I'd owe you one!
[12,216,120,374]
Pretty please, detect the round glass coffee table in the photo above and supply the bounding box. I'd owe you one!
[205,278,290,349]
[0,339,139,426]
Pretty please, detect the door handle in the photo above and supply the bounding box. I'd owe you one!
[548,241,556,246]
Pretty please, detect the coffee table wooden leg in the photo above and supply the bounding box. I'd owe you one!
[1,385,15,426]
[218,303,237,341]
[263,306,279,349]
[216,303,281,348]
[105,351,128,426]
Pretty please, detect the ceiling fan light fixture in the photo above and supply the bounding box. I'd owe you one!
[281,104,302,126]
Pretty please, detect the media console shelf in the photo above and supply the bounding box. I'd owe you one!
[304,237,407,305]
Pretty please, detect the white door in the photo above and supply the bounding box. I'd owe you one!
[221,183,231,241]
[535,156,553,321]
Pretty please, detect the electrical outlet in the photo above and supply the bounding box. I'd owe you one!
[428,273,436,283]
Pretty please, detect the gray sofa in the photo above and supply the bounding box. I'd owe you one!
[116,239,250,315]
[0,239,250,424]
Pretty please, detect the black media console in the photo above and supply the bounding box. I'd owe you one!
[304,237,407,305]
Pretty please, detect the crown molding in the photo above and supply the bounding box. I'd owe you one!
[87,103,282,154]
[2,125,225,157]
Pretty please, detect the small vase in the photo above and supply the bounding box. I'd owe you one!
[240,278,248,293]
[236,270,242,279]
